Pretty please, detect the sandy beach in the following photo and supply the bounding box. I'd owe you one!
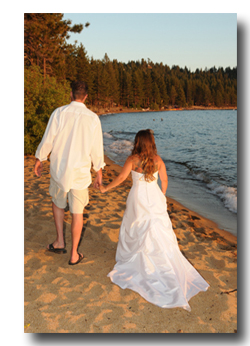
[24,155,237,333]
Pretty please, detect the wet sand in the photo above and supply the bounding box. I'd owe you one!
[24,155,237,333]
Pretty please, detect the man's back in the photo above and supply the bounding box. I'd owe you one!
[35,101,105,192]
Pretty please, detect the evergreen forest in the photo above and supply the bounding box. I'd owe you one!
[24,13,237,155]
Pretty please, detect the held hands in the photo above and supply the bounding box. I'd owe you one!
[99,185,107,193]
[34,159,43,177]
[93,169,102,189]
[93,177,101,189]
[94,168,108,192]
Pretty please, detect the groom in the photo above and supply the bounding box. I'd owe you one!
[34,81,105,265]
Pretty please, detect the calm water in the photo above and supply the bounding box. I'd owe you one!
[100,110,237,236]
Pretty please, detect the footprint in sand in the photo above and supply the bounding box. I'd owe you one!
[105,222,121,229]
[206,255,225,269]
[183,220,195,228]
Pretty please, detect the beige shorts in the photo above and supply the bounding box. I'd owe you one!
[49,178,89,214]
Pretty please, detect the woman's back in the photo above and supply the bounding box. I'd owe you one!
[130,154,168,193]
[130,154,161,174]
[127,156,167,220]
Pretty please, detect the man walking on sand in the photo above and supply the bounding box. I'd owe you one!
[34,81,105,265]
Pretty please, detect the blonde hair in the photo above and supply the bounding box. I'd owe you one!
[132,129,157,182]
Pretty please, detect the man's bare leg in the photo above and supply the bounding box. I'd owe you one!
[70,213,84,263]
[47,202,65,249]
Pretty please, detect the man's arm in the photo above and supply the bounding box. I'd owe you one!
[90,118,106,188]
[93,169,102,189]
[35,109,59,162]
[34,158,43,177]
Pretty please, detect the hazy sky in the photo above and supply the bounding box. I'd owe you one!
[63,13,237,71]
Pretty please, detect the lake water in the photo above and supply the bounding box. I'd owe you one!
[100,110,237,236]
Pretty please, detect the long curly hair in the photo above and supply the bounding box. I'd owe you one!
[132,129,157,182]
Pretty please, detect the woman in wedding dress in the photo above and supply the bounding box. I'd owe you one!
[100,129,209,311]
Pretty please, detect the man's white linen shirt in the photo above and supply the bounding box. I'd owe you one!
[35,101,106,192]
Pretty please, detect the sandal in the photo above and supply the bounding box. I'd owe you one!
[68,253,84,265]
[47,243,67,254]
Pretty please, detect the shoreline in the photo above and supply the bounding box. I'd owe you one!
[99,107,237,237]
[24,156,237,333]
[89,105,237,116]
[104,155,236,244]
[24,154,236,244]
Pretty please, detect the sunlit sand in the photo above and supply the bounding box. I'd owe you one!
[24,155,237,333]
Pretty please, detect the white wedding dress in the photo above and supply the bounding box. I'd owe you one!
[108,170,209,311]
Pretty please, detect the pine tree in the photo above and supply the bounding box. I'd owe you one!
[124,70,133,108]
[132,70,144,108]
[143,69,152,108]
[105,57,120,108]
[215,91,223,107]
[194,80,203,105]
[99,65,110,108]
[158,75,169,107]
[75,43,94,105]
[176,84,186,107]
[64,43,78,82]
[24,13,88,83]
[76,44,90,82]
[203,83,212,106]
[151,81,161,107]
[170,86,177,106]
[185,79,193,106]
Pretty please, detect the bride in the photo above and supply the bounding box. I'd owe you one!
[100,129,209,311]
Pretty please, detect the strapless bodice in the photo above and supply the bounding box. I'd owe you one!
[131,170,158,183]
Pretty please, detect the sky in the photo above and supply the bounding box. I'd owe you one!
[63,13,237,72]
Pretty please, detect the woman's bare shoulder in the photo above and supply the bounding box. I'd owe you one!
[154,155,164,165]
[154,154,163,160]
[128,154,139,162]
[129,154,143,172]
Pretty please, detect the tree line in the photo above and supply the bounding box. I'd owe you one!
[24,13,237,155]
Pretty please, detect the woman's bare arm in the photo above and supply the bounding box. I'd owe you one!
[158,157,168,194]
[100,157,133,193]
